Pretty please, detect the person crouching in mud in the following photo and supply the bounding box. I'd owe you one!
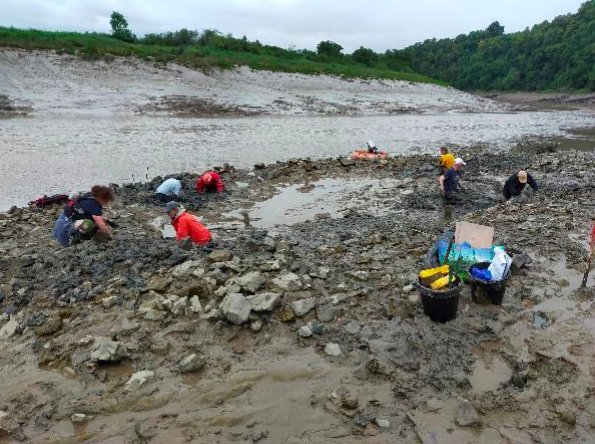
[439,157,466,203]
[503,171,538,202]
[53,185,115,247]
[155,177,182,203]
[165,201,217,250]
[196,171,225,194]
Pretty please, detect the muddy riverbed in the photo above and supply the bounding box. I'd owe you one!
[1,142,595,443]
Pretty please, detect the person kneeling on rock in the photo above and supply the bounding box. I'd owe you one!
[196,171,224,194]
[503,171,538,202]
[165,201,217,249]
[439,157,466,203]
[53,185,115,247]
[155,177,182,203]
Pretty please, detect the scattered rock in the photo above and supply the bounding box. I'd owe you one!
[279,304,296,322]
[375,418,391,429]
[290,298,317,317]
[189,295,203,313]
[298,324,313,338]
[172,260,201,277]
[34,316,63,337]
[247,292,281,312]
[324,342,342,357]
[178,354,206,373]
[71,413,91,425]
[456,400,481,427]
[344,321,361,336]
[0,318,20,340]
[250,320,262,332]
[102,296,118,309]
[90,338,128,363]
[220,293,251,325]
[237,271,265,293]
[208,250,234,263]
[341,393,359,410]
[273,273,302,292]
[124,370,155,393]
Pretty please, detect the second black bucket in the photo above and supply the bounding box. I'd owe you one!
[415,277,462,323]
[468,262,511,305]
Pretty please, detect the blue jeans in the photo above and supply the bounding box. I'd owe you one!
[53,213,73,247]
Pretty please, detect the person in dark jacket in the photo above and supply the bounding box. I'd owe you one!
[503,171,538,201]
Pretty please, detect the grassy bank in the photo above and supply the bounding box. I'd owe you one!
[0,26,442,85]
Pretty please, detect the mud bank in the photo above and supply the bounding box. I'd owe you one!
[0,49,501,117]
[1,143,595,443]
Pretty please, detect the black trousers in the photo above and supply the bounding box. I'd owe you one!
[155,193,172,203]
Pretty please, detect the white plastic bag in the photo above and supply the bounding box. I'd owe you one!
[488,247,512,281]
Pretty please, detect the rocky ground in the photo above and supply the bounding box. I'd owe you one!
[1,143,595,443]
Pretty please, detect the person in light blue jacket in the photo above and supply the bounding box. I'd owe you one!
[155,178,182,203]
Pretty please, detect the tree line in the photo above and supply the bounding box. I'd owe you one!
[399,0,595,91]
[109,11,413,73]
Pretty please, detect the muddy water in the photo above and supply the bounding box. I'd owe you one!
[469,342,512,393]
[1,110,595,211]
[222,178,399,228]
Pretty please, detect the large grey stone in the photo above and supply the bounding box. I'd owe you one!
[124,370,155,393]
[220,293,251,325]
[237,271,265,293]
[0,318,19,340]
[171,260,202,277]
[208,250,234,263]
[247,292,281,312]
[178,354,206,373]
[456,400,481,427]
[324,342,342,357]
[90,338,128,363]
[273,273,302,292]
[290,298,317,317]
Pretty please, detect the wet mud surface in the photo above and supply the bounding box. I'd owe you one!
[2,143,595,443]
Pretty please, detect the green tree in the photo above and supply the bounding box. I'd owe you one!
[110,11,135,43]
[352,46,378,66]
[486,21,505,37]
[316,40,343,59]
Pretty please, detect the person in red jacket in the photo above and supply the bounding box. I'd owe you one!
[165,201,214,247]
[196,171,225,194]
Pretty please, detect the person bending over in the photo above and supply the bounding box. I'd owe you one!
[155,177,182,203]
[196,171,225,194]
[503,171,538,202]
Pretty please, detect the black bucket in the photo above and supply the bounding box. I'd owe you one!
[414,276,462,323]
[467,262,511,305]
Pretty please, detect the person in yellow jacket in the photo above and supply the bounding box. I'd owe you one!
[438,147,455,175]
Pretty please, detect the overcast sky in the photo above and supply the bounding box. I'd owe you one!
[3,0,587,52]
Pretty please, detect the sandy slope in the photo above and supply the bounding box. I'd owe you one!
[0,49,504,116]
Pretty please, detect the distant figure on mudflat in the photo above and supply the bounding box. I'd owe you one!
[367,140,380,155]
[438,147,455,175]
[196,171,225,194]
[439,157,466,203]
[155,177,182,203]
[503,171,538,202]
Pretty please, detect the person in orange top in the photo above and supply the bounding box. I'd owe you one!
[438,147,455,175]
[196,171,225,194]
[165,201,214,247]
